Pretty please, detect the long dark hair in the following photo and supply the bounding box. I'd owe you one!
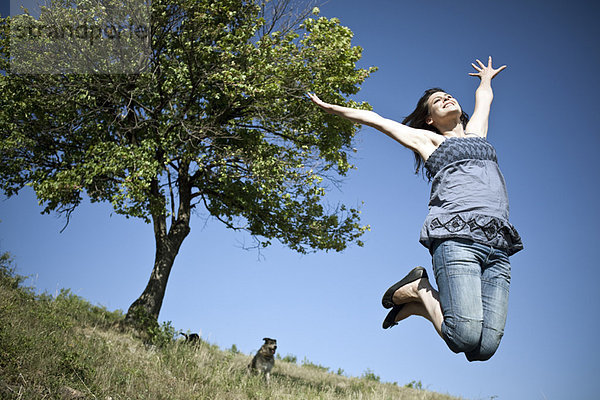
[402,88,469,176]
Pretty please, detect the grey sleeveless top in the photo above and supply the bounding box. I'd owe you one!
[419,137,523,255]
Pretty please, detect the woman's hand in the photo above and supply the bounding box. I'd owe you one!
[307,93,334,113]
[469,56,506,81]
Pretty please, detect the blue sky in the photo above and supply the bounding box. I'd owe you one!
[1,1,599,399]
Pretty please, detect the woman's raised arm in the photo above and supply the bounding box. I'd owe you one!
[307,93,437,159]
[465,56,506,138]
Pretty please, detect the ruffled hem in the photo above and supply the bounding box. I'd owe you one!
[420,213,523,256]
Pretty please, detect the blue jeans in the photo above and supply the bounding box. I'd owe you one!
[431,238,511,362]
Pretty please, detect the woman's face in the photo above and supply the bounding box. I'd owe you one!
[426,91,462,126]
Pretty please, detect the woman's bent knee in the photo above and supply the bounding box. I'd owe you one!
[442,318,483,354]
[465,328,504,362]
[465,346,497,362]
[466,348,495,362]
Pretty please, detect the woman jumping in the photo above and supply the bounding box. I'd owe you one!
[308,56,522,361]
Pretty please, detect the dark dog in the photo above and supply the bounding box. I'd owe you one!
[179,332,200,344]
[249,338,277,383]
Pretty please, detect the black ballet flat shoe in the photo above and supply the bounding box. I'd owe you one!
[382,305,404,329]
[381,266,428,309]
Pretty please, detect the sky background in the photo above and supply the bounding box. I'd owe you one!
[1,1,599,399]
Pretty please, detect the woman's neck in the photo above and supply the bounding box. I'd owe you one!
[438,121,466,138]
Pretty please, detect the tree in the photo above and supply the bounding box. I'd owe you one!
[0,0,376,326]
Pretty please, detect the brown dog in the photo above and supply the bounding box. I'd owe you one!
[249,338,277,383]
[179,332,200,344]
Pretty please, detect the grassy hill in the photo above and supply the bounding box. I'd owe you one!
[0,254,462,400]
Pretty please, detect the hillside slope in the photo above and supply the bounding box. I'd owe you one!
[0,256,462,400]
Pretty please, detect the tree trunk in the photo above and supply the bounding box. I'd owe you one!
[124,222,190,325]
[125,174,192,327]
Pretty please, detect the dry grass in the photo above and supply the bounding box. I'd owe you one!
[80,328,461,400]
[0,256,462,400]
